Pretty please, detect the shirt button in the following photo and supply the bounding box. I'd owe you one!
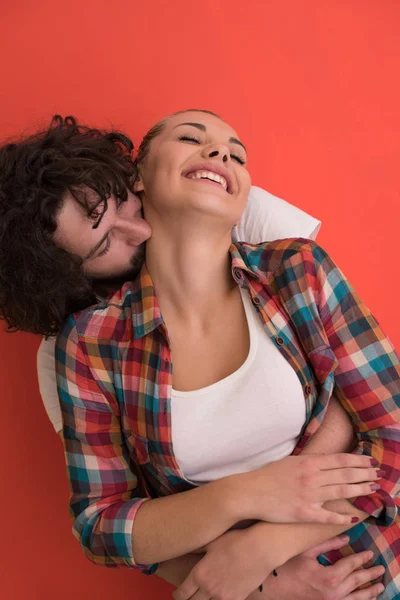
[233,268,243,280]
[275,336,285,346]
[304,384,312,395]
[252,296,261,306]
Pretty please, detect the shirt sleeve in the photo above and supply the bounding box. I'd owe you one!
[56,315,157,573]
[308,241,400,526]
[232,186,321,244]
[37,337,63,434]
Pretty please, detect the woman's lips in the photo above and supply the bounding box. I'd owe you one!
[186,177,227,192]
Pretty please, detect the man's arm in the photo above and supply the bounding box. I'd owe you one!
[239,501,367,575]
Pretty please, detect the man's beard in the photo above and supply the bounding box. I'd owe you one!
[91,244,145,299]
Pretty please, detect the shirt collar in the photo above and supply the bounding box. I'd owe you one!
[130,243,259,339]
[131,264,164,339]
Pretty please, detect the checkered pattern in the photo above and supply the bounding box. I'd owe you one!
[56,239,400,594]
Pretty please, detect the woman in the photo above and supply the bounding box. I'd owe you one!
[0,114,373,598]
[56,110,399,599]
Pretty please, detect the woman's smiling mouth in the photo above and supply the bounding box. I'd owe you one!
[186,170,228,191]
[182,163,233,193]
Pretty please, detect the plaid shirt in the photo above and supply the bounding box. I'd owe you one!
[56,239,400,595]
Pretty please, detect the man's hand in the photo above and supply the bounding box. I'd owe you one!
[256,536,385,600]
[172,528,270,600]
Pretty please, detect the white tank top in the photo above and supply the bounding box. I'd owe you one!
[171,288,307,485]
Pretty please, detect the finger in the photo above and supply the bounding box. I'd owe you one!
[318,481,380,502]
[327,550,375,581]
[340,565,385,597]
[302,535,350,559]
[308,454,379,471]
[306,506,362,525]
[318,467,383,486]
[172,575,199,600]
[347,582,385,599]
[185,592,211,600]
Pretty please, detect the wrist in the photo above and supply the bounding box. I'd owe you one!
[243,522,291,570]
[156,553,202,587]
[214,473,248,524]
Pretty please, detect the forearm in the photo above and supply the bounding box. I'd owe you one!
[155,399,362,586]
[156,553,204,586]
[136,394,364,566]
[155,397,359,569]
[247,500,368,570]
[132,476,239,564]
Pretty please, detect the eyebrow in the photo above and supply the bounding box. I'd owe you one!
[174,122,247,153]
[85,230,110,260]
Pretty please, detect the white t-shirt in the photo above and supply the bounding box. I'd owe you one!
[171,288,306,485]
[37,186,321,433]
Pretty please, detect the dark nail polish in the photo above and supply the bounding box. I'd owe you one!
[370,458,379,466]
[351,516,359,523]
[376,470,386,478]
[371,483,380,491]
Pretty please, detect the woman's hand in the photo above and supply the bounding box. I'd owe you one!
[235,453,382,525]
[255,536,385,600]
[172,528,271,600]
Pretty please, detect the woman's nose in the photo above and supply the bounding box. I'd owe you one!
[202,144,230,163]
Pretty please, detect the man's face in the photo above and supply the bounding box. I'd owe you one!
[54,188,151,278]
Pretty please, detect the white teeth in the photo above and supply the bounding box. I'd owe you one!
[187,170,228,191]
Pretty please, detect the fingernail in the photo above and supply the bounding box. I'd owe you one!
[376,469,386,478]
[377,584,385,592]
[370,458,379,466]
[351,516,359,523]
[378,566,385,574]
[367,551,374,559]
[339,534,350,542]
[371,483,381,491]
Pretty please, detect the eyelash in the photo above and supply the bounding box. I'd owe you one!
[178,135,246,165]
[97,236,111,257]
[93,198,125,258]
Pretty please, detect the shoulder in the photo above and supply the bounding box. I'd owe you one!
[234,237,323,279]
[58,281,134,345]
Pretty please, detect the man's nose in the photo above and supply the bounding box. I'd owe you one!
[115,216,152,245]
[201,144,230,163]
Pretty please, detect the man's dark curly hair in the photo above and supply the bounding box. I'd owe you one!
[0,115,137,336]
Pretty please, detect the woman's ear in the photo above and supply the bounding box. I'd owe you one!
[133,176,144,193]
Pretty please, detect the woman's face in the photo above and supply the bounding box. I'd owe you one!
[135,111,252,226]
[54,188,151,278]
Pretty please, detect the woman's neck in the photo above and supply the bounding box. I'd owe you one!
[145,220,237,326]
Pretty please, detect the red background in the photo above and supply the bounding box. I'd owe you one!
[1,2,399,599]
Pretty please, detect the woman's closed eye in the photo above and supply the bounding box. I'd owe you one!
[179,135,201,144]
[178,135,246,165]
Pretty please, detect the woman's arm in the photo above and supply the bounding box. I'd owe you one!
[225,240,399,574]
[57,315,245,573]
[154,395,357,586]
[308,240,400,524]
